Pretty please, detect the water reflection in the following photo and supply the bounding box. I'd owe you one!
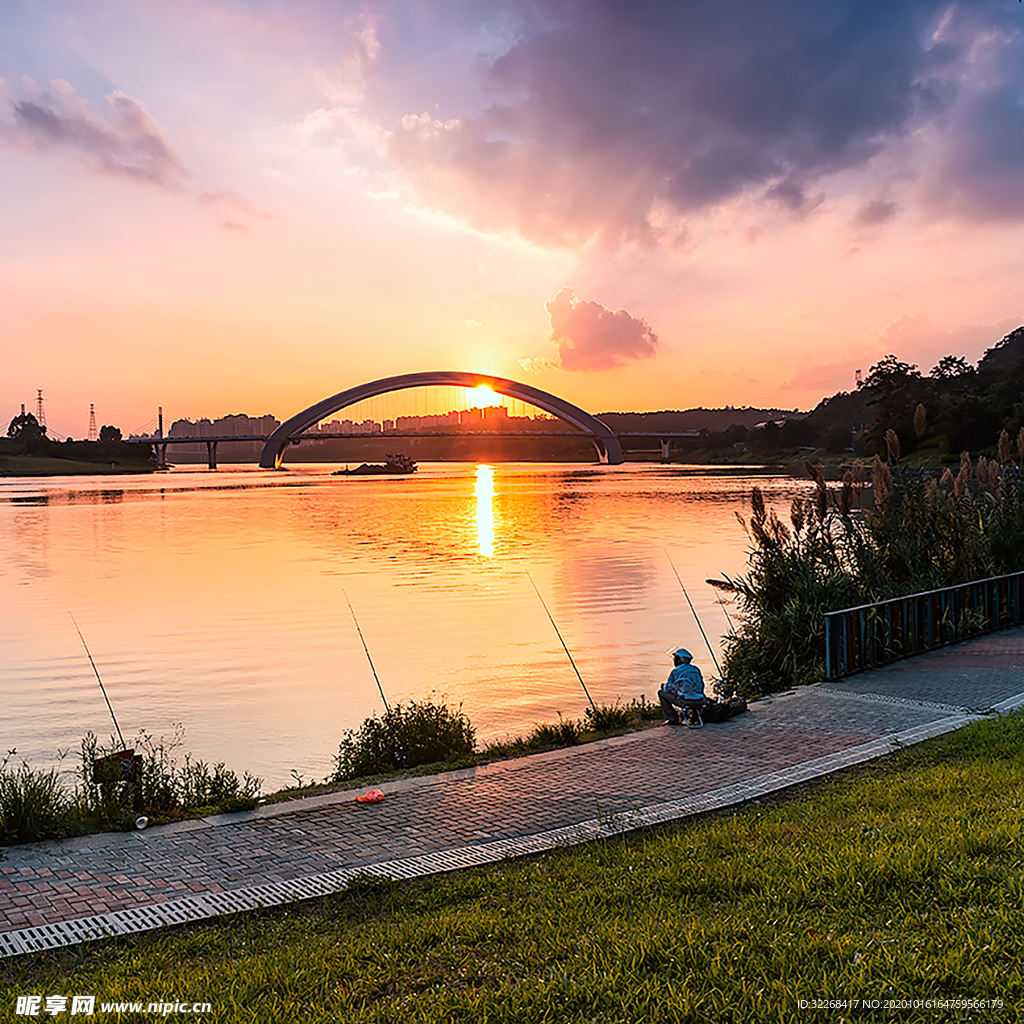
[0,463,814,788]
[474,464,495,557]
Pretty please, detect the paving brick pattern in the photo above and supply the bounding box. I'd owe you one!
[818,631,1024,708]
[2,627,1023,939]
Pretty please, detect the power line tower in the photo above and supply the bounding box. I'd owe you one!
[88,404,98,442]
[35,389,46,428]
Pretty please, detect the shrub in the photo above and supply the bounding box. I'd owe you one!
[333,699,476,780]
[0,757,68,845]
[530,715,583,748]
[177,758,262,813]
[77,728,262,827]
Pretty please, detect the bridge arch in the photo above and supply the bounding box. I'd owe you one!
[259,371,624,468]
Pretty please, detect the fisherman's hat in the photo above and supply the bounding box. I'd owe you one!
[668,647,693,662]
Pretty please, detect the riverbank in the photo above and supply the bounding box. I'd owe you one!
[0,455,158,476]
[4,707,1020,1020]
[3,625,1021,966]
[0,701,666,845]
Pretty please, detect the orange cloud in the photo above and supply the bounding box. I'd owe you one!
[539,287,659,372]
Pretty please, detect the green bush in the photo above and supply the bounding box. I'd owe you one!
[480,700,662,762]
[0,758,68,845]
[77,727,262,829]
[333,699,476,780]
[713,446,1024,694]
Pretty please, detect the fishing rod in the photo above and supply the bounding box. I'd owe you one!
[525,571,598,715]
[343,590,390,713]
[69,612,126,749]
[663,550,724,678]
[718,597,737,636]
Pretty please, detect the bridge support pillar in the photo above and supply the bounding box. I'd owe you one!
[660,438,672,463]
[205,440,218,470]
[591,439,610,464]
[156,443,168,469]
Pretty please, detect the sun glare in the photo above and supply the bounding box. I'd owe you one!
[470,385,502,409]
[475,464,495,558]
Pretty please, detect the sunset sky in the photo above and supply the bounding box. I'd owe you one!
[3,0,1023,438]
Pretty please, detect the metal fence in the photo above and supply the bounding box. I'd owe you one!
[824,570,1024,680]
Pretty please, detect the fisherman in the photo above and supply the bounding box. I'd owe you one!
[660,647,706,728]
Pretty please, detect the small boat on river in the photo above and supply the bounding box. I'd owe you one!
[332,453,417,476]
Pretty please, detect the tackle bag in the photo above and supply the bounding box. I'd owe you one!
[700,696,748,724]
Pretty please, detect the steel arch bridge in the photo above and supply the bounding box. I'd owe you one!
[258,371,624,469]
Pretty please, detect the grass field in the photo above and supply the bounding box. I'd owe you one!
[0,455,155,475]
[3,713,1023,1023]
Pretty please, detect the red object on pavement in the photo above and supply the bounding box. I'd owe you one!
[356,788,385,804]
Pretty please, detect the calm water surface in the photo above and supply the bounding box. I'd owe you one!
[0,463,808,789]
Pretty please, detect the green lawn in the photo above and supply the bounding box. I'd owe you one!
[3,714,1023,1023]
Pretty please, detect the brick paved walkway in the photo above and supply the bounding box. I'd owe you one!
[3,627,1024,956]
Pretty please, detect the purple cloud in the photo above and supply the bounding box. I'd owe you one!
[6,87,186,189]
[387,0,1024,245]
[922,21,1024,221]
[542,287,658,371]
[853,199,900,226]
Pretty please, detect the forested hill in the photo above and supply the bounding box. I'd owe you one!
[802,323,1024,458]
[597,408,799,432]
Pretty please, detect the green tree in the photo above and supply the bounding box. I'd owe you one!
[98,425,123,443]
[929,354,974,383]
[858,355,925,456]
[7,412,46,441]
[859,354,922,395]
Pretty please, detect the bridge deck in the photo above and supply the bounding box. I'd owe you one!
[127,431,702,444]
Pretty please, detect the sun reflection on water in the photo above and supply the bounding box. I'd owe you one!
[474,464,495,557]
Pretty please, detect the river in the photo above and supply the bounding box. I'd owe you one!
[0,463,808,789]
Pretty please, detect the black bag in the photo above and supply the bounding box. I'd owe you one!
[701,696,748,723]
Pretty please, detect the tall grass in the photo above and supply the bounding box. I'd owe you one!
[78,727,262,828]
[0,729,262,846]
[714,443,1024,693]
[0,752,68,845]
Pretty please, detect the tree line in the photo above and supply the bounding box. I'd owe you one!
[3,412,154,464]
[802,325,1024,459]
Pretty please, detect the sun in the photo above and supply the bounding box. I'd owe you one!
[469,384,502,408]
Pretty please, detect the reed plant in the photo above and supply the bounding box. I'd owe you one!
[714,436,1024,693]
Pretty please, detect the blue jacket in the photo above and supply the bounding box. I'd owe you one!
[665,662,705,702]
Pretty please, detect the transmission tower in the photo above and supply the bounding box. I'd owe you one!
[88,404,98,442]
[35,389,46,428]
